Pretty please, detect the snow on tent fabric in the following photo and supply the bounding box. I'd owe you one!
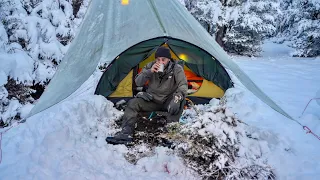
[27,0,293,120]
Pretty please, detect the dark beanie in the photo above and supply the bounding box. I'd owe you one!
[155,47,171,59]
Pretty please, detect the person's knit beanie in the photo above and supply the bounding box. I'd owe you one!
[155,47,171,59]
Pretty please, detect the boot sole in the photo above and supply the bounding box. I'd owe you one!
[106,137,134,146]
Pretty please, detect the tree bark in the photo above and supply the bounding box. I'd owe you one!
[216,0,227,49]
[72,0,82,17]
[215,25,227,49]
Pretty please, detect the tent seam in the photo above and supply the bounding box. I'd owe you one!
[148,0,167,36]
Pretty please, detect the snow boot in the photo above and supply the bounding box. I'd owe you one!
[106,126,134,145]
[106,132,134,145]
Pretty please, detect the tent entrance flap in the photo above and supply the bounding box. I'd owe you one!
[109,70,133,97]
[94,38,165,97]
[95,37,233,101]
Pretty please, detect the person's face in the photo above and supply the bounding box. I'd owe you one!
[156,57,170,65]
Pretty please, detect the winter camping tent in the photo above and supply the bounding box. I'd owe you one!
[27,0,293,120]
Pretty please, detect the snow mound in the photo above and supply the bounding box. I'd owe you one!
[0,95,198,179]
[177,103,274,179]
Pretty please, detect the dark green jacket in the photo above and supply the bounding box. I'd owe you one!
[135,60,187,103]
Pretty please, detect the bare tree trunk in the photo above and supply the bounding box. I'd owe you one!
[215,0,228,49]
[72,0,83,17]
[215,25,227,49]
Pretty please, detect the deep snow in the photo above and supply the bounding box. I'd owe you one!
[0,41,319,179]
[232,40,320,179]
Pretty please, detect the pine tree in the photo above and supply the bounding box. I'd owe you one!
[179,0,280,56]
[278,0,320,57]
[0,0,88,124]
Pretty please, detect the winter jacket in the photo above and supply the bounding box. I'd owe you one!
[135,60,188,104]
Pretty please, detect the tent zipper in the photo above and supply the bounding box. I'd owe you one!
[148,0,167,36]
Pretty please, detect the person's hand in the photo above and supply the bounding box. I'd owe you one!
[151,62,161,73]
[168,93,183,115]
[136,92,153,101]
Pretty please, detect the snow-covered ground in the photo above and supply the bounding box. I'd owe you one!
[0,41,319,179]
[231,41,320,179]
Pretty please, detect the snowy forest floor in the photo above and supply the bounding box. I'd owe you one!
[0,41,319,179]
[232,41,320,179]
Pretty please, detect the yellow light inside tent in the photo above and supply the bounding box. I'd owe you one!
[121,0,129,5]
[179,54,188,61]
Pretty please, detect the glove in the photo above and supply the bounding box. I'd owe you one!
[136,92,153,101]
[168,93,183,115]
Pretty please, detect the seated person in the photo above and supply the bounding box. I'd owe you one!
[106,47,188,144]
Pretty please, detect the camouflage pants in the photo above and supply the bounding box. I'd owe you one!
[120,96,185,135]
